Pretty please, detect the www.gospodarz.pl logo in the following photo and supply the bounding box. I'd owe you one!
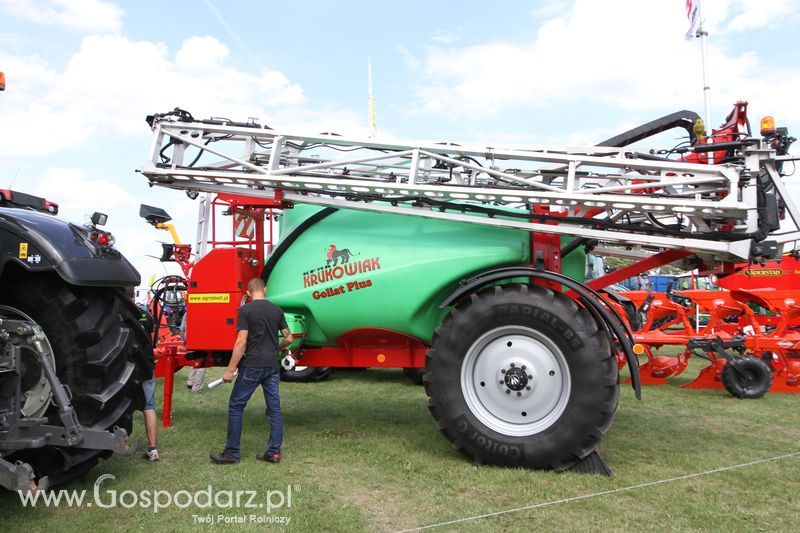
[18,473,296,518]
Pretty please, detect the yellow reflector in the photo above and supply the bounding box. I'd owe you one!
[692,118,705,142]
[0,71,5,91]
[632,343,645,355]
[760,115,776,135]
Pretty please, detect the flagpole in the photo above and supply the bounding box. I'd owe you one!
[695,1,712,162]
[698,25,712,135]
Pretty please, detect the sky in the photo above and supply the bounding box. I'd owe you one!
[1,0,799,287]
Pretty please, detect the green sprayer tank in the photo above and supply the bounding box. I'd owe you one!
[265,205,585,346]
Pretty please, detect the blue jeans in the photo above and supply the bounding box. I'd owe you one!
[142,378,156,411]
[224,367,283,459]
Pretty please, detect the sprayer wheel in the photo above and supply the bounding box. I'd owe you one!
[425,284,619,470]
[402,368,425,385]
[280,366,333,382]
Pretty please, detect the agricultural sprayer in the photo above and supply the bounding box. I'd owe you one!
[138,101,798,473]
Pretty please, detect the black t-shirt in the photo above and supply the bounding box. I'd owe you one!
[236,299,288,368]
[135,303,155,378]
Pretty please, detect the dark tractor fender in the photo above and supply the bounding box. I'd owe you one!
[0,208,140,287]
[439,267,641,399]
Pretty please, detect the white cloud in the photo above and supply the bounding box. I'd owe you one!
[29,167,137,218]
[395,45,421,71]
[0,32,31,50]
[529,1,563,20]
[431,31,459,44]
[0,34,307,157]
[0,0,124,33]
[704,0,794,31]
[268,106,369,137]
[175,35,229,70]
[0,29,365,281]
[410,0,800,130]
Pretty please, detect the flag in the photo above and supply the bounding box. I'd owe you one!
[685,0,701,40]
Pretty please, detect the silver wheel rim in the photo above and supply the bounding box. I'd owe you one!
[0,304,54,418]
[460,325,571,437]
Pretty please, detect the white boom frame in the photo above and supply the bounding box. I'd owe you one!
[140,115,800,262]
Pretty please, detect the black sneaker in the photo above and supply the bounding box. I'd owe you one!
[210,451,240,464]
[256,452,281,463]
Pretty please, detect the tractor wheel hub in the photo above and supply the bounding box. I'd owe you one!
[504,367,529,391]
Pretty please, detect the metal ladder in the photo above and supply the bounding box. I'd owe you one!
[194,193,212,259]
[140,112,800,262]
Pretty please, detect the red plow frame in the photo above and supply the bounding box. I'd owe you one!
[605,255,800,397]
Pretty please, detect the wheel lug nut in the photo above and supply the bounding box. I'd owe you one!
[528,374,533,379]
[526,386,531,390]
[549,370,555,376]
[516,392,521,396]
[505,389,511,394]
[499,380,504,384]
[501,369,506,374]
[510,363,515,367]
[521,365,526,370]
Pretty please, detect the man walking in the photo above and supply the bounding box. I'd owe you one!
[210,278,293,464]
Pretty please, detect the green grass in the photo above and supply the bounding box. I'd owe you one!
[2,357,800,532]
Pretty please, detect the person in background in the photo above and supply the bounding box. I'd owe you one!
[127,287,159,462]
[181,311,206,392]
[140,372,160,462]
[210,278,293,465]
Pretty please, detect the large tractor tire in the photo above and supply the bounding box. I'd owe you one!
[0,273,150,487]
[425,284,619,470]
[280,366,333,382]
[721,356,772,399]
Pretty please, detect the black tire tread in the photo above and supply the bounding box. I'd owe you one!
[402,367,425,385]
[280,366,333,382]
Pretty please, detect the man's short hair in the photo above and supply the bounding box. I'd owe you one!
[247,278,266,293]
